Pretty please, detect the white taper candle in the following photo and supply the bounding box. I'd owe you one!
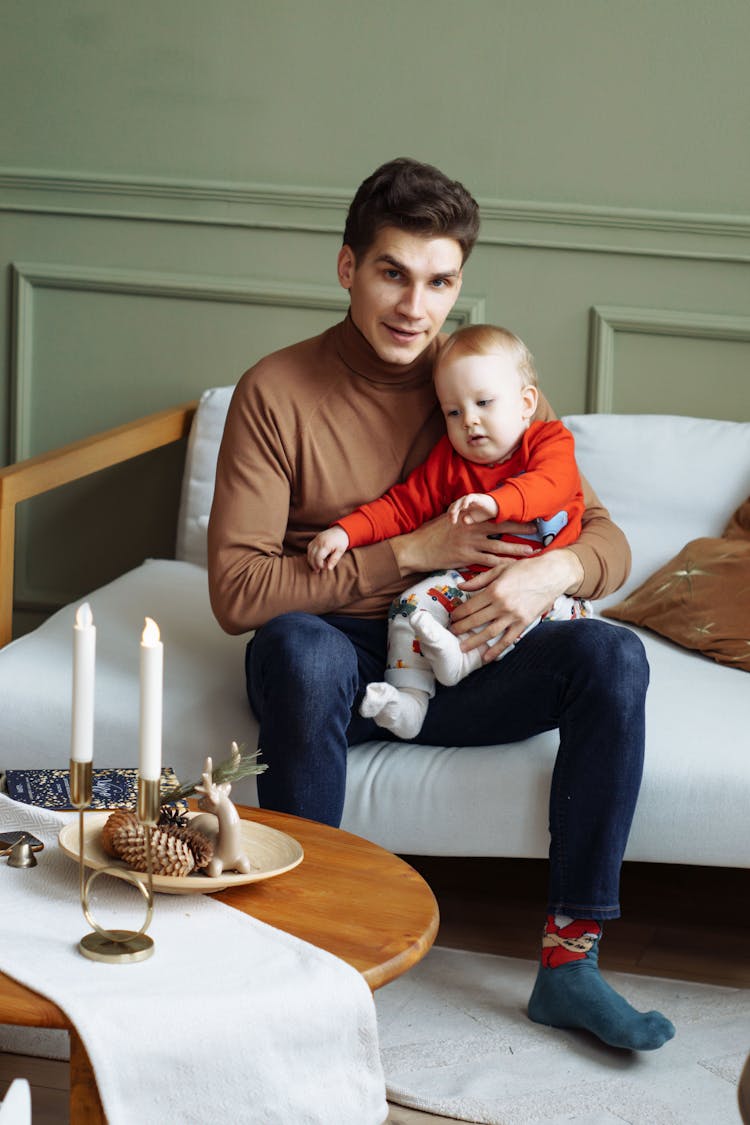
[71,602,96,763]
[139,617,163,782]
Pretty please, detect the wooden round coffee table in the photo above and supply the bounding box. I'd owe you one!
[215,806,439,989]
[0,805,439,1122]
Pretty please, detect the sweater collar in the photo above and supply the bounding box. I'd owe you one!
[333,313,439,388]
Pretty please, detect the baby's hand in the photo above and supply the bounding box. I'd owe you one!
[307,526,350,572]
[448,493,500,526]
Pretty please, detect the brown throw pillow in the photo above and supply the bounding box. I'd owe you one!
[604,498,750,671]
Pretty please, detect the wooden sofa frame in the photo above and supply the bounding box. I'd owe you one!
[0,401,198,648]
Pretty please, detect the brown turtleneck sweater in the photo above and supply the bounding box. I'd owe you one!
[207,316,630,634]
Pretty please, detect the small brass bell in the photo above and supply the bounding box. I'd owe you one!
[7,835,38,868]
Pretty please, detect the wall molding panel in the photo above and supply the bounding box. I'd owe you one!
[9,257,484,613]
[10,261,484,460]
[587,305,750,413]
[2,169,749,263]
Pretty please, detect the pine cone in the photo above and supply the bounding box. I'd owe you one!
[170,825,215,871]
[101,810,140,857]
[110,822,196,878]
[158,805,190,830]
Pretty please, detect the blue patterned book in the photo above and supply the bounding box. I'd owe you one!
[2,767,184,810]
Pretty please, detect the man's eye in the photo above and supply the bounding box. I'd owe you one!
[431,278,449,288]
[385,269,401,280]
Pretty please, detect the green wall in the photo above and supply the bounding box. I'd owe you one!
[1,1,748,628]
[4,1,749,210]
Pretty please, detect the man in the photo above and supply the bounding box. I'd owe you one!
[208,158,674,1051]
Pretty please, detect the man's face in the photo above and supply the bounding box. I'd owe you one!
[337,227,464,365]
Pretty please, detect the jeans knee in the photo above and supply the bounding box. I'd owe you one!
[573,619,649,703]
[602,621,648,690]
[248,612,359,695]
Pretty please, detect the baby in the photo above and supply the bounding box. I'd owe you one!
[307,324,590,739]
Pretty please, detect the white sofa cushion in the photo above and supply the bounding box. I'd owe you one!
[176,386,235,568]
[565,413,750,609]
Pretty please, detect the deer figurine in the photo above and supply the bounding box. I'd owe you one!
[190,755,252,877]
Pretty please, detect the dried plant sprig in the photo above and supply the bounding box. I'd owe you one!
[159,741,267,807]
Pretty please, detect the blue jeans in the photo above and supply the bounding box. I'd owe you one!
[246,612,648,919]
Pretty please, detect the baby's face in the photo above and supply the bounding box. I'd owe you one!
[435,350,538,465]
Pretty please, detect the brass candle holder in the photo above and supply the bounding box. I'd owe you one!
[71,760,157,963]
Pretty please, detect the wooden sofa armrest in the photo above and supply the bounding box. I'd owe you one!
[0,401,198,649]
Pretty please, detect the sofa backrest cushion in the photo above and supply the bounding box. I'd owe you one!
[176,385,234,567]
[177,394,750,611]
[563,413,750,608]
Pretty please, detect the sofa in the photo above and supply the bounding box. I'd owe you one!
[0,390,748,869]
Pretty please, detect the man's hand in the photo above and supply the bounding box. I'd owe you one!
[448,492,499,526]
[307,526,350,572]
[450,548,585,659]
[390,511,535,576]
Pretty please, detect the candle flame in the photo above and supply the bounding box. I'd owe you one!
[142,617,161,645]
[75,602,93,629]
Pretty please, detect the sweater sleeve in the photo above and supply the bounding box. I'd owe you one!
[488,423,582,522]
[533,395,631,600]
[207,371,400,634]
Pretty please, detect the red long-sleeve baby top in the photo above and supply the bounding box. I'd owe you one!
[337,419,585,552]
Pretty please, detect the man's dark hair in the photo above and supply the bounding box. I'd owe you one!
[343,157,480,264]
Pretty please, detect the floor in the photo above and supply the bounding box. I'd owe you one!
[2,858,748,1123]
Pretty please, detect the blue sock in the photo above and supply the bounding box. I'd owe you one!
[527,915,675,1051]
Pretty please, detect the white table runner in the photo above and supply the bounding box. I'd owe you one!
[0,795,386,1125]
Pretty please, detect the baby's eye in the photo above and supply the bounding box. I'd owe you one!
[477,399,492,407]
[446,408,460,417]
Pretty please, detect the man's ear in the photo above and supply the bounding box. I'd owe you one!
[522,384,539,420]
[337,245,356,290]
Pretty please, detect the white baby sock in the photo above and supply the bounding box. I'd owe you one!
[359,682,429,740]
[410,610,484,686]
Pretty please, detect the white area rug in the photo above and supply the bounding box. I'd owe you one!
[375,946,749,1125]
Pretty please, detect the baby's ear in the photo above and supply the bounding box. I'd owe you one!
[521,384,539,419]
